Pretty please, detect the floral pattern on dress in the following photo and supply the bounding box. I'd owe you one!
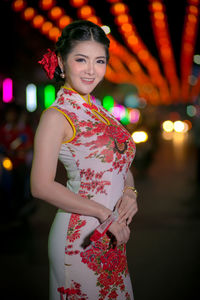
[58,280,89,300]
[80,235,131,299]
[67,214,86,243]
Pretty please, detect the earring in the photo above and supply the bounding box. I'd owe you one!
[60,71,65,79]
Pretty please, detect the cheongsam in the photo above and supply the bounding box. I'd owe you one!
[48,87,136,300]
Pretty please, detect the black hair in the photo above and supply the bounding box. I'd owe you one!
[54,20,110,81]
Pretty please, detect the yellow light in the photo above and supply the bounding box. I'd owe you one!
[2,158,13,171]
[162,120,174,132]
[174,121,185,133]
[132,131,148,143]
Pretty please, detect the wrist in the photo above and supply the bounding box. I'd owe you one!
[123,185,138,197]
[98,206,112,223]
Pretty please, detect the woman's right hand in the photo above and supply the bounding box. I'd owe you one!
[108,221,130,246]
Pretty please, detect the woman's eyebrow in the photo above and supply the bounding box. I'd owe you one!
[74,54,106,59]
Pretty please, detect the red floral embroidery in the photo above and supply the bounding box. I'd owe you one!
[80,236,129,299]
[83,102,98,110]
[58,280,88,299]
[38,49,58,80]
[67,214,86,244]
[107,125,130,143]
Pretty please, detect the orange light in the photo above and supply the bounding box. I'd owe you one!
[78,5,95,18]
[187,14,197,23]
[129,61,140,73]
[49,6,63,20]
[183,42,193,53]
[127,35,138,46]
[12,0,26,12]
[188,5,198,15]
[160,47,171,59]
[39,0,54,10]
[48,27,61,42]
[138,50,149,61]
[87,16,101,25]
[58,15,72,29]
[111,3,128,15]
[154,11,165,20]
[39,0,55,10]
[23,7,35,21]
[155,20,165,28]
[151,2,163,12]
[70,0,88,8]
[115,14,131,25]
[41,21,53,34]
[32,15,45,28]
[121,23,133,33]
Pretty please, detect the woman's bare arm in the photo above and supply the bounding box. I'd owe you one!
[30,109,111,222]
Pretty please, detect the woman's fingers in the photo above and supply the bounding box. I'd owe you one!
[109,222,130,246]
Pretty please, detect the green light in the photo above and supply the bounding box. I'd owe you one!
[120,108,130,125]
[44,85,55,108]
[102,95,114,111]
[187,105,196,117]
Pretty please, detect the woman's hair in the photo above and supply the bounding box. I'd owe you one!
[54,20,110,81]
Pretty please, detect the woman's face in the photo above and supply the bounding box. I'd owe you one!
[61,40,107,98]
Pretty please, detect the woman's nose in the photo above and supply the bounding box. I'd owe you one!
[85,62,95,75]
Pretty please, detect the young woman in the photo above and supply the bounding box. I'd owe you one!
[31,20,138,300]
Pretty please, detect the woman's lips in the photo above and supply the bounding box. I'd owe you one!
[81,78,95,84]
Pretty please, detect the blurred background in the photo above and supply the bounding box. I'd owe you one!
[0,0,200,299]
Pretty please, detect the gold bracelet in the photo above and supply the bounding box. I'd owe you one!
[123,186,138,197]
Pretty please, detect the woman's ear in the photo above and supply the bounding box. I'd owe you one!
[57,55,64,72]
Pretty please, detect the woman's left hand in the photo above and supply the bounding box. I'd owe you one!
[116,188,138,225]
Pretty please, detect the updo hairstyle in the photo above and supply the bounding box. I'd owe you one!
[54,20,110,81]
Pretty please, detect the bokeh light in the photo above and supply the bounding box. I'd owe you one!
[3,78,13,103]
[26,84,37,112]
[132,131,148,143]
[162,120,174,132]
[174,121,185,133]
[2,158,13,171]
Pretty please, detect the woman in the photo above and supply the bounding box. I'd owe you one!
[31,20,138,300]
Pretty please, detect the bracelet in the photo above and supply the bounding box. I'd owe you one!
[123,186,138,197]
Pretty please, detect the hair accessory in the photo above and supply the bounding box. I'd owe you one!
[38,49,58,80]
[123,186,138,197]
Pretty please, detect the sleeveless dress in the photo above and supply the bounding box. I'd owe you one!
[48,87,136,300]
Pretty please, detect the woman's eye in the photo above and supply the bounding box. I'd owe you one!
[97,60,106,64]
[75,58,85,62]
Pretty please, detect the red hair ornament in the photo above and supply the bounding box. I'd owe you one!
[38,49,58,79]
